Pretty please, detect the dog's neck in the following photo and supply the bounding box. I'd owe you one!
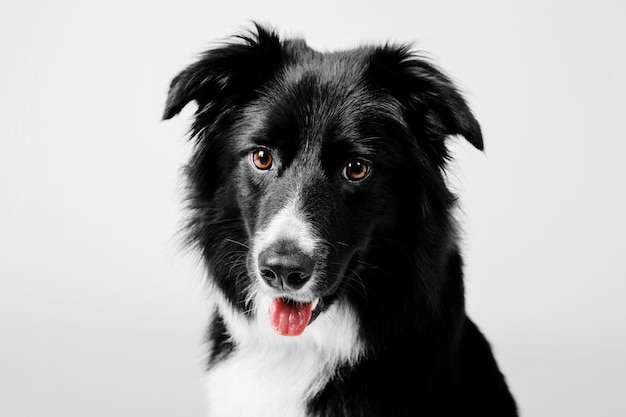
[204,288,364,417]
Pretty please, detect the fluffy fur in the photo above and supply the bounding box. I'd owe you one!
[163,23,518,417]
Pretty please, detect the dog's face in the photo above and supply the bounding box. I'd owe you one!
[234,69,407,335]
[164,26,482,337]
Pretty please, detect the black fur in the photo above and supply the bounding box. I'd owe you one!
[164,23,517,417]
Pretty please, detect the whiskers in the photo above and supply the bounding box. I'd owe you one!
[204,237,258,315]
[338,266,368,304]
[225,238,250,249]
[325,243,393,309]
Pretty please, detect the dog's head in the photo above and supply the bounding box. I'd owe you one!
[164,24,482,337]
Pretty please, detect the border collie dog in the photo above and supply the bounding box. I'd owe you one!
[163,24,517,417]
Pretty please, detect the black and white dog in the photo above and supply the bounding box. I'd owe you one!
[163,24,517,417]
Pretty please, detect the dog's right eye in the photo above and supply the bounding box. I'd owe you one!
[250,149,274,170]
[343,159,370,182]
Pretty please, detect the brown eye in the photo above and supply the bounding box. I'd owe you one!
[343,159,370,182]
[251,149,273,170]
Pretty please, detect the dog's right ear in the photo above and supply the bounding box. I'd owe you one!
[163,23,284,124]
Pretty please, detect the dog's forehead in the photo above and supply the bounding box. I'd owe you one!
[284,48,366,84]
[243,54,396,146]
[232,48,412,165]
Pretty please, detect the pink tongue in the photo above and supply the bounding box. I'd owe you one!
[269,298,313,336]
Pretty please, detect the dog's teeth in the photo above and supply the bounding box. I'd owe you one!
[312,299,319,309]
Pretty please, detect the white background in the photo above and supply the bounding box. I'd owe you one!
[1,1,624,416]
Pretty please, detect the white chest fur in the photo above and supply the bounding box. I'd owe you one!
[206,341,329,417]
[205,293,363,417]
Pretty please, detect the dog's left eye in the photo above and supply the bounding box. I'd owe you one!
[250,149,274,170]
[343,159,370,182]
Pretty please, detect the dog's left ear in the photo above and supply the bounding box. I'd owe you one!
[368,45,483,153]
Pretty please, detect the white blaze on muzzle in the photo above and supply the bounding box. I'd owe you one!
[252,198,322,336]
[254,198,318,257]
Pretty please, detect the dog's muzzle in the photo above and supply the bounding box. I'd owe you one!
[255,239,323,337]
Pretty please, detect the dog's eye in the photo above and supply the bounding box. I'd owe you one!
[251,149,273,170]
[343,159,370,182]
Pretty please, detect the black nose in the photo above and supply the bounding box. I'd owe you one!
[258,243,315,291]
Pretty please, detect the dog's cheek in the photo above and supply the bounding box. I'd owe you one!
[234,164,287,239]
[234,165,265,236]
[333,180,398,253]
[343,182,385,224]
[314,190,373,260]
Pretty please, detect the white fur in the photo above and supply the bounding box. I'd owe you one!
[252,197,318,256]
[205,287,364,417]
[249,197,323,302]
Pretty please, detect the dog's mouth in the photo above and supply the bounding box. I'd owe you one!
[267,253,360,336]
[269,297,324,336]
